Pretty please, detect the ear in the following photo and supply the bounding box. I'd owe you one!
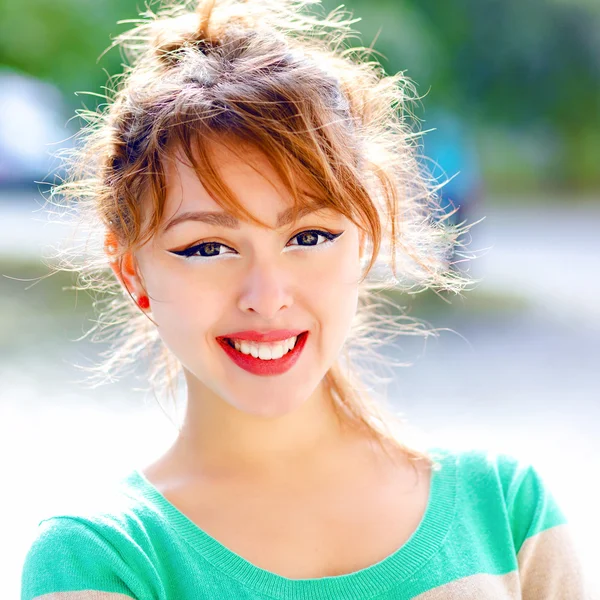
[104,231,146,301]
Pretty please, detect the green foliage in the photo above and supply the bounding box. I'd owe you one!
[0,0,140,109]
[324,0,600,189]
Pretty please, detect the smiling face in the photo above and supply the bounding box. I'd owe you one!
[128,138,365,419]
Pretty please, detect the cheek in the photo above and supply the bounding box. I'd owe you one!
[138,255,223,339]
[306,247,360,338]
[157,280,221,323]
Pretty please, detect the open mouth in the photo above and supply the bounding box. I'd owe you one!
[221,331,308,361]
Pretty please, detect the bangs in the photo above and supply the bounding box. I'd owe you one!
[139,119,365,245]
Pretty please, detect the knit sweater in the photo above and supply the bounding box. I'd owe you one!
[20,446,594,599]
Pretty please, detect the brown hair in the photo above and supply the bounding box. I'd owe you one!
[49,0,477,472]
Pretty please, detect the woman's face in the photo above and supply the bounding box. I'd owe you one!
[131,140,364,418]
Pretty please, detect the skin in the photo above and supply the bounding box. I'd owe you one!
[105,138,431,577]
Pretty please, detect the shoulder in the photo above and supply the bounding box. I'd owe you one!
[21,515,143,600]
[29,470,158,547]
[428,444,568,545]
[429,443,556,491]
[21,470,162,600]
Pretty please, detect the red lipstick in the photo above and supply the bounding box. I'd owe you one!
[216,331,309,376]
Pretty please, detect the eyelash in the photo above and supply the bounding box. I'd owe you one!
[170,229,345,260]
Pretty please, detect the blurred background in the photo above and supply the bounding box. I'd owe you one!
[1,0,599,596]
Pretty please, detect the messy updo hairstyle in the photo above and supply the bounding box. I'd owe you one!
[49,0,476,471]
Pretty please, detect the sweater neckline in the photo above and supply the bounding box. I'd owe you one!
[126,447,456,599]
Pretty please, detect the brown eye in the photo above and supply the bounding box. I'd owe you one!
[170,241,235,259]
[287,229,344,248]
[201,242,221,256]
[296,231,318,246]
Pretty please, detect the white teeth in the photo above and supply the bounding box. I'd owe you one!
[271,344,286,360]
[258,345,273,360]
[231,335,300,360]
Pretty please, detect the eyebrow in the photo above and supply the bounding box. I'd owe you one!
[161,202,330,234]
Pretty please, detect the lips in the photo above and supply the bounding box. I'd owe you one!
[217,331,309,376]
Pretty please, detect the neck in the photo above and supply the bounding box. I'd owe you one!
[169,374,356,481]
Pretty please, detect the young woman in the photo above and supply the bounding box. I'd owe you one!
[21,0,592,598]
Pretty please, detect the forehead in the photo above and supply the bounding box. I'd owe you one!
[164,139,283,204]
[160,138,336,231]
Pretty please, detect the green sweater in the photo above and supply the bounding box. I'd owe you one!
[21,446,594,599]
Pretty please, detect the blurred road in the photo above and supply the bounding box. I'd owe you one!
[469,201,600,326]
[1,192,599,595]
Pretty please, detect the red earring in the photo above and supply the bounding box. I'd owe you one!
[137,295,150,310]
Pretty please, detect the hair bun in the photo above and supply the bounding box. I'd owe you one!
[195,0,218,39]
[149,0,261,59]
[150,14,215,58]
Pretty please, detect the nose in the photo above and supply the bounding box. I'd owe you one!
[237,258,294,319]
